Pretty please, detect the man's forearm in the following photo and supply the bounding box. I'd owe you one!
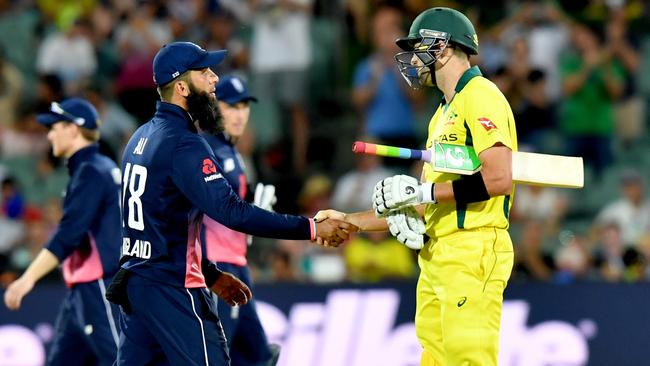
[348,204,426,232]
[21,249,60,283]
[347,210,388,232]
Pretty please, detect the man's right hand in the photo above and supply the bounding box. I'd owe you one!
[313,209,346,223]
[4,276,35,310]
[314,218,358,247]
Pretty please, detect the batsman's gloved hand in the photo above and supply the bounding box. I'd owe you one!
[386,206,428,250]
[210,271,253,307]
[373,175,435,217]
[254,183,277,211]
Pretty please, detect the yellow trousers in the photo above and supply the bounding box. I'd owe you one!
[416,227,513,366]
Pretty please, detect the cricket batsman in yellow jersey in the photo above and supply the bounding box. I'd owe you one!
[315,7,517,366]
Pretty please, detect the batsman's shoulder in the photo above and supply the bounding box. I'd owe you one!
[466,76,510,106]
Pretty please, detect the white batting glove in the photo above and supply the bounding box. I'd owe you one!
[373,175,435,217]
[254,183,277,211]
[386,206,427,250]
[248,183,278,246]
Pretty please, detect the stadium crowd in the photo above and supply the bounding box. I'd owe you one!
[1,0,650,286]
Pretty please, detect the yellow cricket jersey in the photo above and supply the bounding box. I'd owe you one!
[423,66,518,238]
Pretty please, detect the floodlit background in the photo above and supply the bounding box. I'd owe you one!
[1,0,650,365]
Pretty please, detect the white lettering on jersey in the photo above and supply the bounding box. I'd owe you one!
[133,138,148,155]
[204,173,223,182]
[122,237,151,259]
[122,238,130,255]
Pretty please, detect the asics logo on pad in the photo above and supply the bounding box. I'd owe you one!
[457,296,467,307]
[405,186,415,195]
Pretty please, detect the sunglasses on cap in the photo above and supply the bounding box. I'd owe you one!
[50,102,87,126]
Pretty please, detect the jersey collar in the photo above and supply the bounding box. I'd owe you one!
[67,144,99,174]
[454,66,482,94]
[155,101,193,129]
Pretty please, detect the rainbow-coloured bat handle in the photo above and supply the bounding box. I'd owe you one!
[352,141,433,162]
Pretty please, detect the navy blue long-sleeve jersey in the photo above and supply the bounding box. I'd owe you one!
[45,144,122,287]
[120,102,314,288]
[200,132,250,265]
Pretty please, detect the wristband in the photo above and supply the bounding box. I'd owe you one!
[309,218,316,241]
[421,183,436,204]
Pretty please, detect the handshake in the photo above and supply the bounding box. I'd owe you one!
[315,175,433,250]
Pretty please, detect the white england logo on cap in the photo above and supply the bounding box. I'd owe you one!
[231,78,244,93]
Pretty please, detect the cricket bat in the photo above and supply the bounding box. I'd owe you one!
[352,141,584,188]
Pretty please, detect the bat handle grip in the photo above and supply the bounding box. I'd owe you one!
[352,141,365,153]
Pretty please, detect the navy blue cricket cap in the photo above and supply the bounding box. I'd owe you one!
[153,42,227,86]
[216,76,258,105]
[37,98,100,129]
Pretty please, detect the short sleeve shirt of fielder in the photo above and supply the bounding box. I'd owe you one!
[422,66,518,238]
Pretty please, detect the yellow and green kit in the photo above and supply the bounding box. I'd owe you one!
[418,66,518,366]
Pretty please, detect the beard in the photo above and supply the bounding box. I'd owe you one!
[186,83,223,135]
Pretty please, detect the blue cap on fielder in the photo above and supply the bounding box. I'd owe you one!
[37,98,101,129]
[153,42,227,86]
[216,76,258,105]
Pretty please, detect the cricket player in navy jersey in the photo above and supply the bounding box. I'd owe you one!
[107,42,354,366]
[4,98,122,366]
[201,75,279,366]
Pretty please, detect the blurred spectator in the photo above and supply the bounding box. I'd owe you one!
[0,178,26,270]
[0,110,49,158]
[500,37,531,112]
[512,220,555,282]
[553,231,591,284]
[0,46,23,128]
[592,222,625,281]
[330,149,392,213]
[559,23,624,174]
[514,69,557,151]
[89,3,122,90]
[344,231,415,283]
[490,1,571,101]
[276,174,345,282]
[2,177,25,219]
[36,0,95,31]
[166,0,204,41]
[36,18,97,95]
[204,10,248,77]
[511,184,568,234]
[35,74,65,113]
[28,153,69,206]
[352,6,422,153]
[606,8,644,148]
[114,0,171,122]
[249,0,314,174]
[0,0,43,97]
[490,66,512,98]
[269,247,297,282]
[634,234,650,281]
[84,84,138,157]
[594,169,650,248]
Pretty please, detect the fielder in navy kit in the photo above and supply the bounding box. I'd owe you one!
[4,98,122,366]
[108,42,354,366]
[202,75,279,366]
